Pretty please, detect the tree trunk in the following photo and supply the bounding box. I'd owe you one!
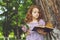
[34,0,60,40]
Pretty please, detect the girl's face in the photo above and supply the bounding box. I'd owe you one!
[32,8,39,19]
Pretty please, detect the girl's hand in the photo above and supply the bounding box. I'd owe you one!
[37,29,47,35]
[25,30,30,36]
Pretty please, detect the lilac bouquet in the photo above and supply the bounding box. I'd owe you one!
[21,25,27,32]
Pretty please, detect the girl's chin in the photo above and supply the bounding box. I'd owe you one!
[36,17,39,19]
[33,16,39,19]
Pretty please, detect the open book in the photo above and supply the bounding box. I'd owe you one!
[32,26,53,33]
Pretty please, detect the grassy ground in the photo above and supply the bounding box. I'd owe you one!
[0,37,25,40]
[0,32,26,40]
[0,38,14,40]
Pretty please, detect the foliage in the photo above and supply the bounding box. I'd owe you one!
[0,0,33,39]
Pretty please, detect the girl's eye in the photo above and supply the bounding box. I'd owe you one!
[34,12,40,13]
[34,12,36,13]
[38,12,40,13]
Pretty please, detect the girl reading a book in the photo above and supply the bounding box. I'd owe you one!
[22,5,47,40]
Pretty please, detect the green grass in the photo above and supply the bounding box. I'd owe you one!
[0,38,4,40]
[0,37,26,40]
[0,32,26,40]
[0,38,15,40]
[9,38,15,40]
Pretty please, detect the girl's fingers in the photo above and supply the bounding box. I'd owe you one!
[37,29,47,35]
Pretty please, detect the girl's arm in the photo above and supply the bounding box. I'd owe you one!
[39,19,45,27]
[37,19,47,35]
[26,29,30,36]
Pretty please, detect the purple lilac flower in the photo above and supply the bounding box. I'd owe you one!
[21,25,27,32]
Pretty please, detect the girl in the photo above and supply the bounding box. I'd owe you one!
[22,5,47,40]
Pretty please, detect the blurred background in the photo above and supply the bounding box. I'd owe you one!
[0,0,60,40]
